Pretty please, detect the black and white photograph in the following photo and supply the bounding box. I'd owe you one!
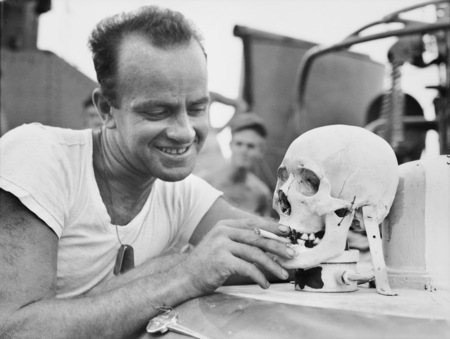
[1,0,449,338]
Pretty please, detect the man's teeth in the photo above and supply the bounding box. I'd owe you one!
[159,147,188,155]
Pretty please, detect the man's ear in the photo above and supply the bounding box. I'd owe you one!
[92,88,116,129]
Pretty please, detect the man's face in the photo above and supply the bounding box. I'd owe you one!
[230,129,265,170]
[84,105,103,129]
[110,34,209,181]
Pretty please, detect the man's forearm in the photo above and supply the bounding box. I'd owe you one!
[2,263,198,339]
[87,252,187,295]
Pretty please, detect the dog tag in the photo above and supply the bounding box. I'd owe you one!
[114,244,135,275]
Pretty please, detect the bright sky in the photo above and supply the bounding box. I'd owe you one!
[37,0,441,156]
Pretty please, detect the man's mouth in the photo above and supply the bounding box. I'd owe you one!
[156,146,190,155]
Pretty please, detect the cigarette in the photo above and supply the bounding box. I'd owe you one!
[255,228,290,243]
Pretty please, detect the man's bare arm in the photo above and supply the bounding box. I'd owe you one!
[0,190,58,330]
[189,197,253,245]
[0,189,199,338]
[0,190,294,338]
[87,201,241,295]
[94,197,288,294]
[86,252,187,295]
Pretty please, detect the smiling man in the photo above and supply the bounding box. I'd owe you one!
[0,6,295,338]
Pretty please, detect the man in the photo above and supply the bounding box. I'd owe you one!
[203,112,273,216]
[0,7,295,338]
[82,94,103,129]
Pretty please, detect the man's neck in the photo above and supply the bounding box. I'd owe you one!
[92,128,155,225]
[230,164,249,183]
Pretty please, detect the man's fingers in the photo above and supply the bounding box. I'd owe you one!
[229,242,289,281]
[228,256,271,289]
[187,221,296,294]
[218,218,290,236]
[225,227,296,260]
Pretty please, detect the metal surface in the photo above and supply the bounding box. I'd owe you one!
[143,288,450,339]
[1,49,97,131]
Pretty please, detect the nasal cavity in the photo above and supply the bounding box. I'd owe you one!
[277,190,291,216]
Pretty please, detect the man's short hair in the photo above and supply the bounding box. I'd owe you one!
[229,112,267,138]
[88,6,204,108]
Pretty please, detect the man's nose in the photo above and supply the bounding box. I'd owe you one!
[166,111,196,142]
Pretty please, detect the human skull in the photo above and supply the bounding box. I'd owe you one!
[274,125,399,269]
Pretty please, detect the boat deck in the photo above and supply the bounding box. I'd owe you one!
[143,283,450,338]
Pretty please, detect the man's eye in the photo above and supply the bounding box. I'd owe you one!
[188,106,207,116]
[142,109,170,119]
[151,108,169,114]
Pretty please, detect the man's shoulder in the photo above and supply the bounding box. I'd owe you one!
[0,123,92,182]
[2,123,52,142]
[2,123,89,147]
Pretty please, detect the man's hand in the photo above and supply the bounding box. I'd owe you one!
[180,218,295,296]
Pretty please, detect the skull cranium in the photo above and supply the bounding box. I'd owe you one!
[274,125,399,269]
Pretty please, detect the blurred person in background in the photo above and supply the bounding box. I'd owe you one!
[203,112,272,216]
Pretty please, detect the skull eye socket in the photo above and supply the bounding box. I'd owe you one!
[295,168,320,196]
[277,166,289,182]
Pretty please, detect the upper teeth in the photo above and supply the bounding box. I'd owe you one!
[289,229,324,248]
[159,147,188,155]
